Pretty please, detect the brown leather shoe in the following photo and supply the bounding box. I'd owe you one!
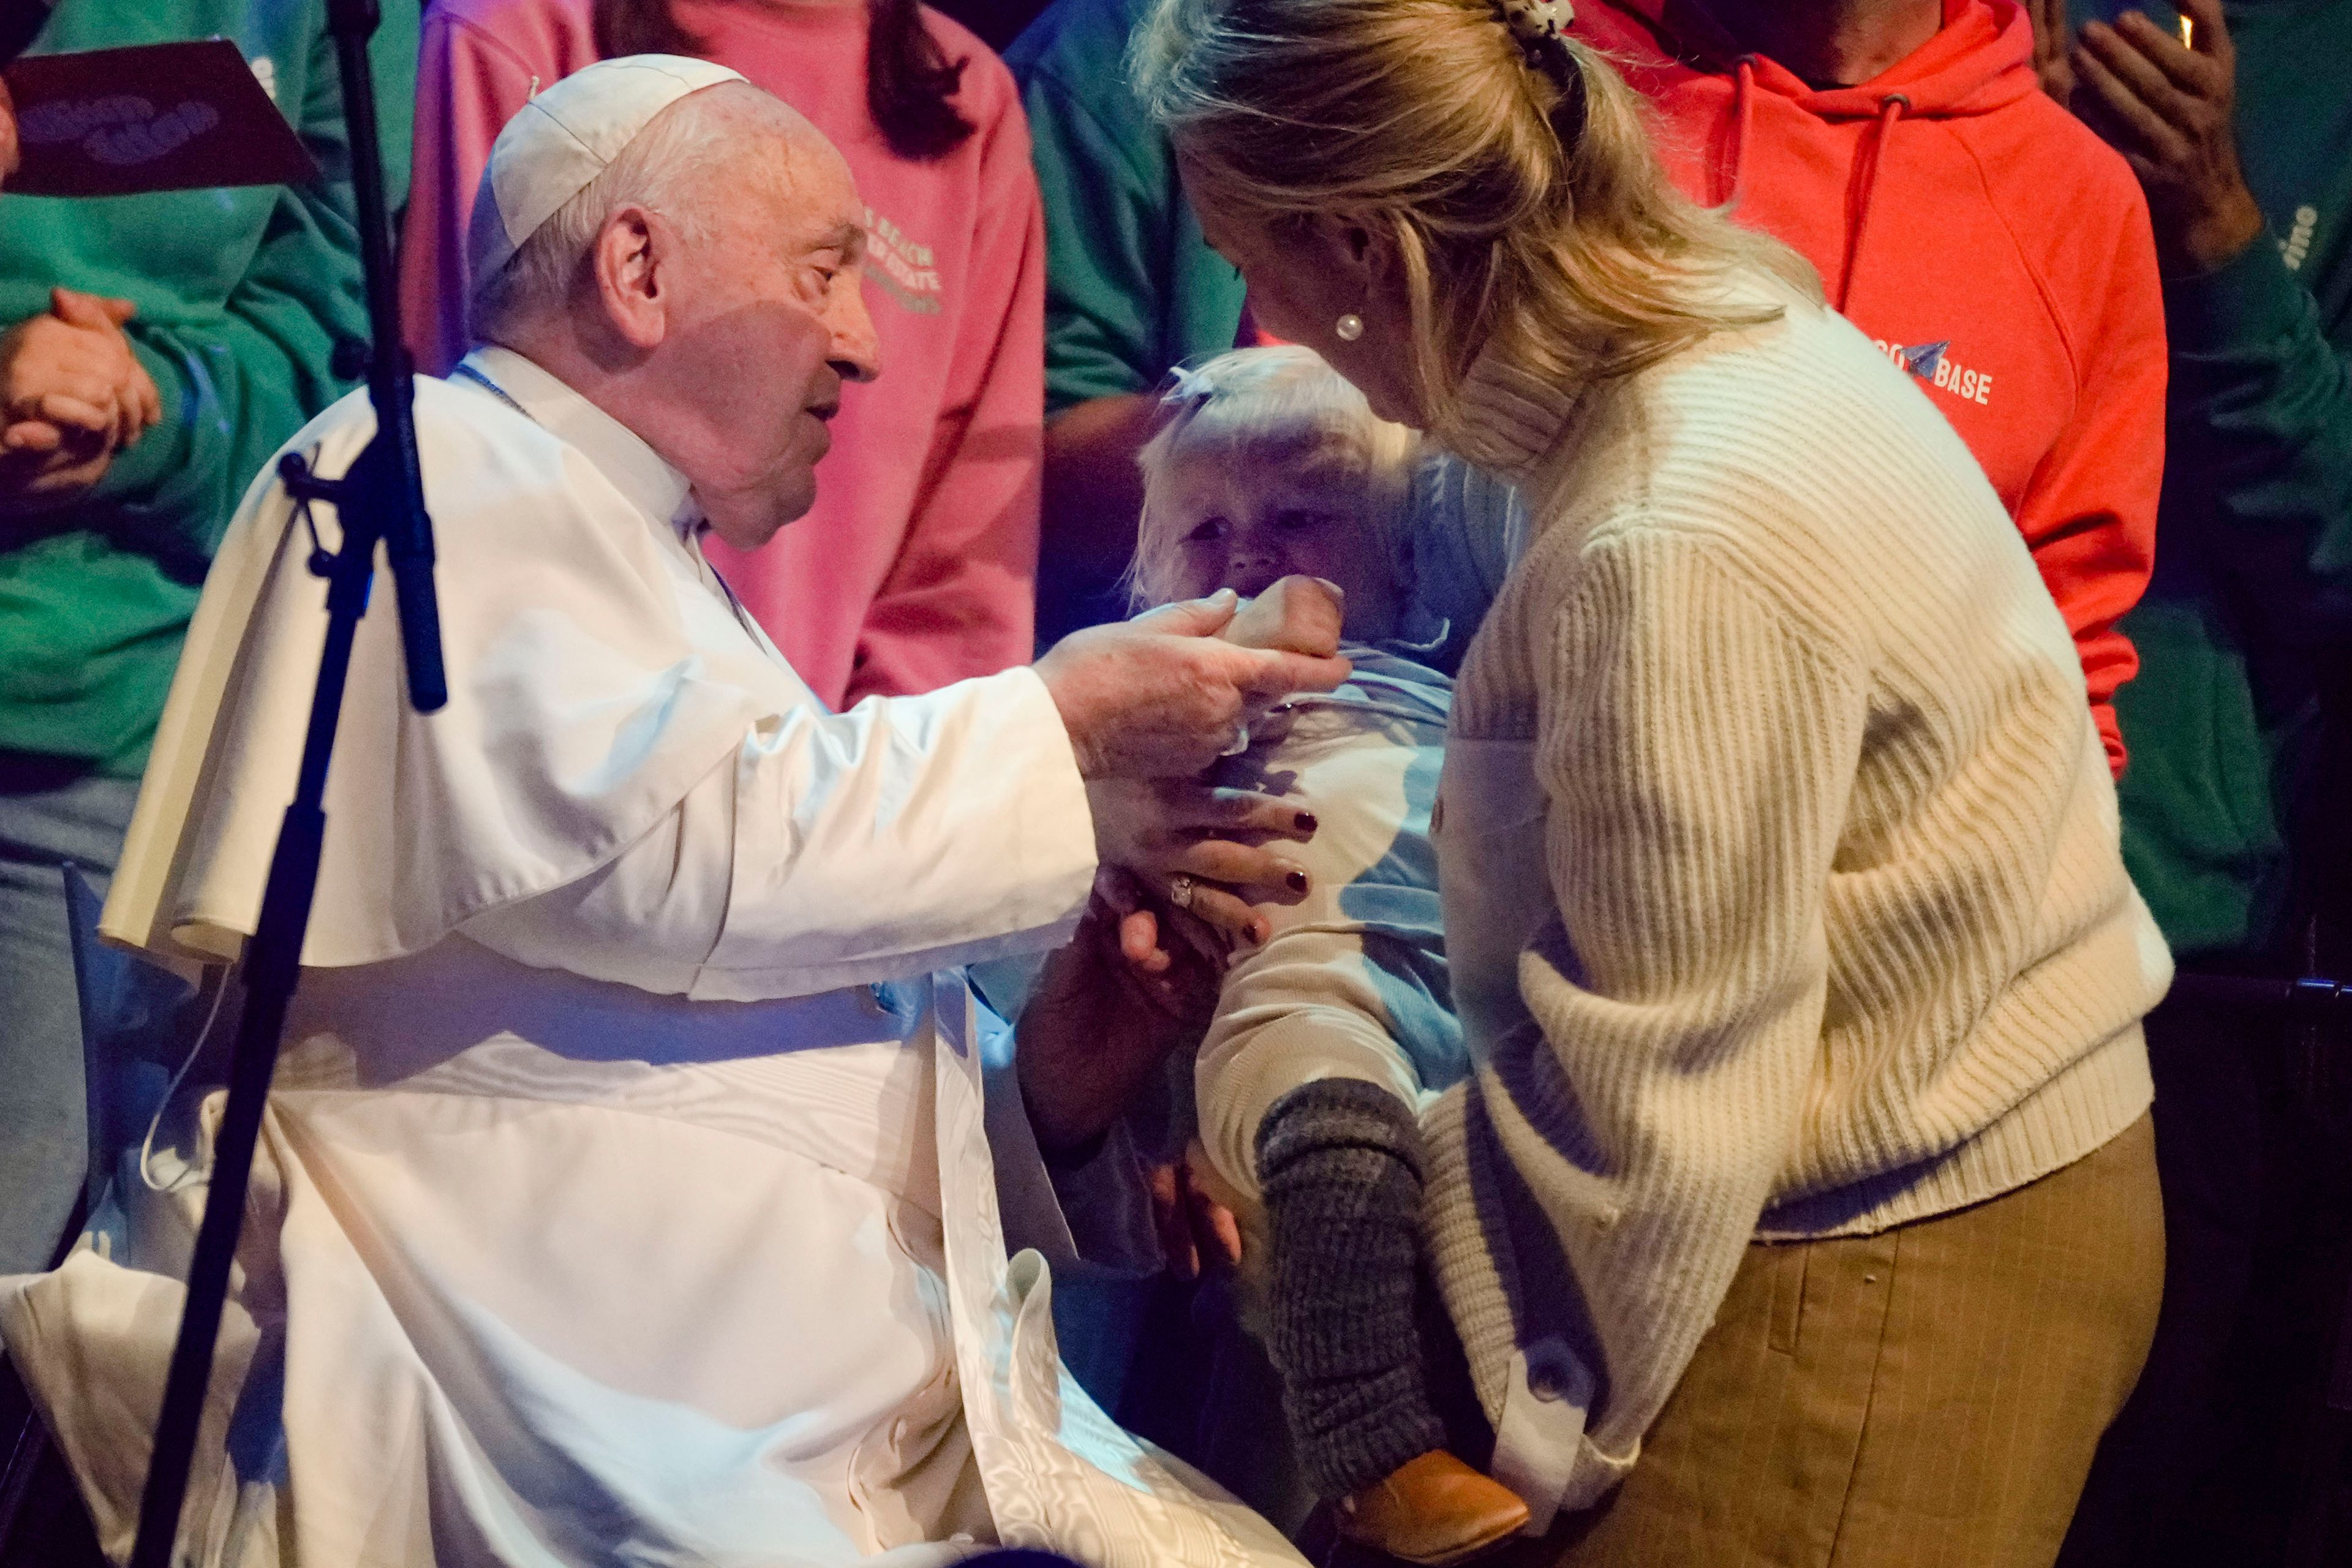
[1335,1451,1531,1567]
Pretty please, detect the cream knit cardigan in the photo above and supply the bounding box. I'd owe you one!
[1421,272,2171,1523]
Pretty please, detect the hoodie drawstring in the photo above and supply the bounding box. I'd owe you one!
[1721,56,1757,209]
[1837,93,1909,313]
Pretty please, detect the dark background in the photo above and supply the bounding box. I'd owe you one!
[933,0,1055,53]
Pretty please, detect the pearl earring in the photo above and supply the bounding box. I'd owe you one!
[1335,312,1364,342]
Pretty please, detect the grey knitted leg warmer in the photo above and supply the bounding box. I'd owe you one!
[1256,1077,1447,1500]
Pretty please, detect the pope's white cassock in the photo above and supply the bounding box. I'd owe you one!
[0,347,1304,1568]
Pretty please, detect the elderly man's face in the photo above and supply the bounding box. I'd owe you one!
[661,129,880,551]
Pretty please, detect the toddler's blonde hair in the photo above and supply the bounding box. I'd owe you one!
[1131,345,1420,610]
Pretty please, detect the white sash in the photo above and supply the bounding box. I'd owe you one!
[923,974,1309,1566]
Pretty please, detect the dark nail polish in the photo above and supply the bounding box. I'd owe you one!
[1286,870,1309,892]
[1294,812,1318,833]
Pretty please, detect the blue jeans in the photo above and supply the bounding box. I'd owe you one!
[0,769,138,1273]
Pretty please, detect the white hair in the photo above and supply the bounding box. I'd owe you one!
[469,84,763,344]
[1131,344,1421,609]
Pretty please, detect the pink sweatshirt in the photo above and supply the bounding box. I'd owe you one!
[402,0,1046,706]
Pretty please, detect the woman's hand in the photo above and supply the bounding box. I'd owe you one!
[1017,869,1224,1155]
[1088,775,1317,946]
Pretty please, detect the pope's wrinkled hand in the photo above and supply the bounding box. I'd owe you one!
[1017,868,1222,1155]
[1034,588,1351,779]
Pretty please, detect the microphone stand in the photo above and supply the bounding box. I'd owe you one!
[127,2,445,1562]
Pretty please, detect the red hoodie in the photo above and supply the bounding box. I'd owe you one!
[1577,0,2164,772]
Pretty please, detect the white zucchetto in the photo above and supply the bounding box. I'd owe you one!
[466,53,746,294]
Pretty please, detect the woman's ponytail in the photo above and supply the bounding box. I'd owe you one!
[1133,0,1819,442]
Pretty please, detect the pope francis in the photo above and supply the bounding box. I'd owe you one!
[0,57,1344,1568]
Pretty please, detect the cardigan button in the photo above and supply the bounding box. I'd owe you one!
[1525,1341,1579,1401]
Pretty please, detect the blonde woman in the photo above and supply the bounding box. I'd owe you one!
[1131,0,2173,1561]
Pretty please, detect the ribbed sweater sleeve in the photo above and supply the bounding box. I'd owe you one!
[1477,530,1869,1464]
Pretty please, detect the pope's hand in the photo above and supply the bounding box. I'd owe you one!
[1072,575,1345,944]
[1035,589,1352,780]
[1017,868,1221,1155]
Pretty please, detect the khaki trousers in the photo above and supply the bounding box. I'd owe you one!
[1517,1115,2165,1568]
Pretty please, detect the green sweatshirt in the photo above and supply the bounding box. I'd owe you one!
[1005,0,1246,416]
[0,0,417,777]
[2097,0,2352,957]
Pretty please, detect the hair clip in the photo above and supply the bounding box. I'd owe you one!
[1159,363,1219,412]
[1494,0,1574,66]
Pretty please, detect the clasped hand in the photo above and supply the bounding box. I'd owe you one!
[0,287,163,510]
[1037,577,1348,948]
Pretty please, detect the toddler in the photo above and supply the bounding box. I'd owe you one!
[1132,347,1528,1567]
